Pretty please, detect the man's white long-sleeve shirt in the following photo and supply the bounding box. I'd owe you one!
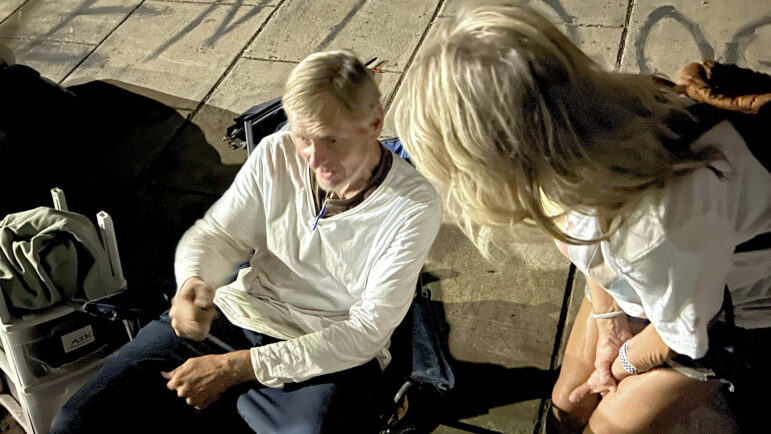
[174,131,442,388]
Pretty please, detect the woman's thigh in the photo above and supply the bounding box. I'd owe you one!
[586,367,721,434]
[551,297,599,422]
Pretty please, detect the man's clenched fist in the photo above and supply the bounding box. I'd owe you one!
[169,276,216,341]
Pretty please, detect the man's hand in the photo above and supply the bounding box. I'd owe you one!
[569,315,633,403]
[169,276,216,341]
[161,350,255,410]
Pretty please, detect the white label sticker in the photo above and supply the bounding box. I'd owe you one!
[61,325,95,353]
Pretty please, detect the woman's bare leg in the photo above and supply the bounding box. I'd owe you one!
[585,367,721,434]
[549,296,599,432]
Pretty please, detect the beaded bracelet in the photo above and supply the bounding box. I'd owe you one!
[591,310,625,319]
[619,340,641,374]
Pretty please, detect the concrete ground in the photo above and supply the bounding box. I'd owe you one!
[1,0,769,433]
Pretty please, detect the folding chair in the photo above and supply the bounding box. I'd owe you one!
[0,189,133,433]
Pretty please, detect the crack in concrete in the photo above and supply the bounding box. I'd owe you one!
[616,0,635,70]
[384,0,445,112]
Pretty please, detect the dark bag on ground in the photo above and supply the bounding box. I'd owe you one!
[224,96,286,151]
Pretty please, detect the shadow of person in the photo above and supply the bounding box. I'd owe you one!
[0,64,244,290]
[392,273,558,434]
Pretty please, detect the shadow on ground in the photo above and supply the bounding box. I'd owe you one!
[391,273,557,433]
[1,64,243,289]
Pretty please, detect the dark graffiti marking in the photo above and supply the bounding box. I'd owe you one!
[636,6,714,73]
[724,15,771,67]
[540,0,579,42]
[635,5,770,74]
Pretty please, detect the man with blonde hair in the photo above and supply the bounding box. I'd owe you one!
[52,50,442,434]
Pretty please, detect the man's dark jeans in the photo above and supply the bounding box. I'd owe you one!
[50,313,385,434]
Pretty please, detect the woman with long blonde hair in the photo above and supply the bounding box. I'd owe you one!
[395,1,771,432]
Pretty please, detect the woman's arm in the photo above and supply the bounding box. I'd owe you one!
[568,276,633,402]
[587,278,633,371]
[611,323,676,381]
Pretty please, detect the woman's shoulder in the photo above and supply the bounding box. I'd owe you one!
[607,163,733,265]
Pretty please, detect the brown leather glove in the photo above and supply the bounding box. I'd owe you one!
[677,60,771,114]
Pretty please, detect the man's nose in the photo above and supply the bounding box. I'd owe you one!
[305,142,328,169]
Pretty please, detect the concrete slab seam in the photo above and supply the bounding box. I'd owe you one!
[0,35,95,47]
[151,0,273,5]
[186,0,284,122]
[136,0,287,196]
[58,0,149,85]
[533,262,576,434]
[238,55,403,75]
[238,56,298,65]
[615,0,635,70]
[571,23,624,29]
[0,0,29,28]
[382,0,446,112]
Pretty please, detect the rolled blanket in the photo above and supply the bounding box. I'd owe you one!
[677,60,771,114]
[0,207,123,311]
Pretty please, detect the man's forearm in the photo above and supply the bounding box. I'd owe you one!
[226,350,257,383]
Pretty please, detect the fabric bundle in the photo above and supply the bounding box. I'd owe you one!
[0,207,123,311]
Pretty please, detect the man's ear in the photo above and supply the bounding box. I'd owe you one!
[368,104,384,138]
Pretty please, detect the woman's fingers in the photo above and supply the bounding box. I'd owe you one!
[569,381,593,403]
[569,368,618,404]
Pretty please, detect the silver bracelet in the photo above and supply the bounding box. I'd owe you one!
[592,310,625,319]
[619,340,641,374]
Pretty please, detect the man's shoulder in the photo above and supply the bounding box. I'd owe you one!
[247,130,299,171]
[255,130,293,156]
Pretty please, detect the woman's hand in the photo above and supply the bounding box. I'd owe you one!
[568,276,632,403]
[569,314,633,402]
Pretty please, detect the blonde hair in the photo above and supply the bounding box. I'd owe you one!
[394,0,722,257]
[283,50,381,123]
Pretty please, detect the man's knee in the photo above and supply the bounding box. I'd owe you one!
[50,393,107,434]
[49,320,187,433]
[236,389,322,434]
[50,400,76,434]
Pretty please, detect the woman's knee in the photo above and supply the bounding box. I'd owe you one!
[551,354,598,421]
[587,368,719,434]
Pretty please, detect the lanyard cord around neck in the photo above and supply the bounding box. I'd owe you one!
[312,191,333,231]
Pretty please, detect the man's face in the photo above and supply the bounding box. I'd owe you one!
[290,94,383,195]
